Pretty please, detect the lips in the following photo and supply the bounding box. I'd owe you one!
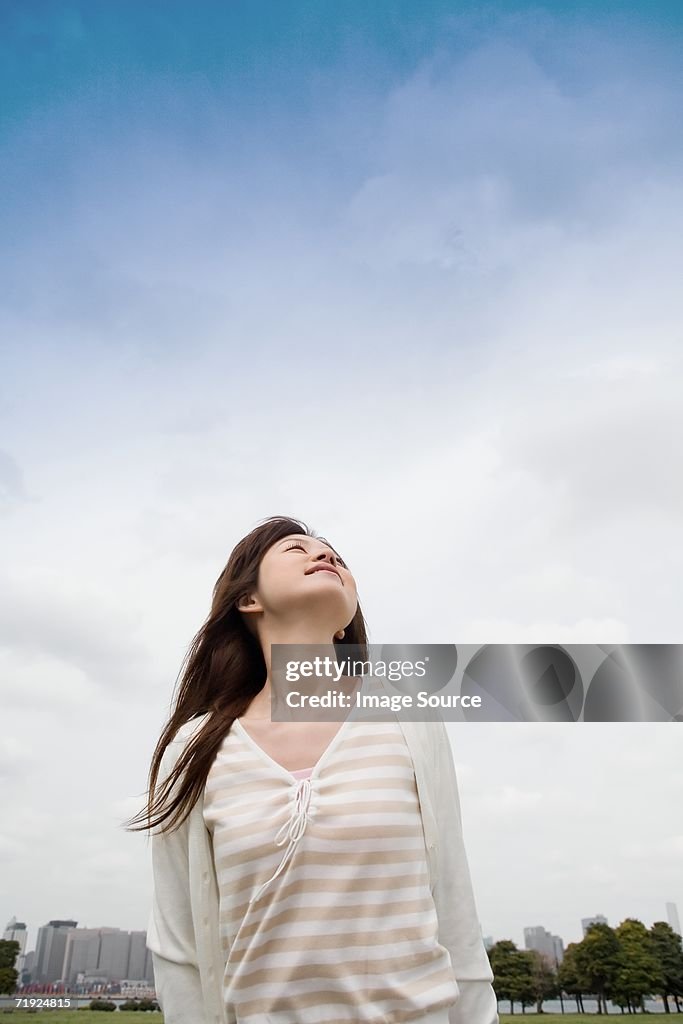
[306,565,341,580]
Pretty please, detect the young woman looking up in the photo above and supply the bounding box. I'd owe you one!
[124,515,498,1024]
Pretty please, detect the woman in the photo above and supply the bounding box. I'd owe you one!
[124,515,498,1024]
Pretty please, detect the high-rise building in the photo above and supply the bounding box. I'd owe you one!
[33,921,78,984]
[62,928,101,983]
[98,929,133,981]
[581,914,608,936]
[524,925,564,965]
[665,902,681,937]
[3,917,30,985]
[3,917,28,955]
[22,922,155,988]
[127,931,150,981]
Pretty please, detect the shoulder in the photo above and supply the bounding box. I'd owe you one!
[409,716,449,743]
[399,717,447,772]
[173,711,212,746]
[159,712,212,775]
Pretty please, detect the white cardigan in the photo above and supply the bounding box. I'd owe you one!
[146,707,499,1024]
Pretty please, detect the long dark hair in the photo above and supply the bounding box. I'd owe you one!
[122,515,369,838]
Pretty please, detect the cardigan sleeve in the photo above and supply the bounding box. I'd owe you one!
[432,722,499,1024]
[146,741,209,1024]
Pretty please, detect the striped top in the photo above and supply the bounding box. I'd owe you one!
[202,710,460,1024]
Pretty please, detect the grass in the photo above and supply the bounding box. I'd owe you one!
[0,1014,160,1021]
[499,1012,671,1020]
[0,1012,655,1021]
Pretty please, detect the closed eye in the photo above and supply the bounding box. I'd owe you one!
[283,542,347,569]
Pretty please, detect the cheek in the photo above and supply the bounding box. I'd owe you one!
[257,561,291,599]
[271,566,299,593]
[267,562,311,599]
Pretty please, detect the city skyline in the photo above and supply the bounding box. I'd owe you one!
[5,894,682,978]
[5,901,681,989]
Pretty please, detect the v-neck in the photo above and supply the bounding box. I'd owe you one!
[233,715,354,784]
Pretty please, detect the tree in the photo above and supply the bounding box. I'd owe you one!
[557,944,587,1014]
[528,949,560,1013]
[610,918,664,1013]
[0,939,20,996]
[488,939,535,1013]
[650,920,683,1013]
[573,922,620,1014]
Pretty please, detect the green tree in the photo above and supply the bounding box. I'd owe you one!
[488,939,535,1014]
[650,920,683,1013]
[557,943,587,1014]
[528,949,560,1013]
[609,918,664,1013]
[515,949,538,1013]
[0,939,20,996]
[573,922,620,1013]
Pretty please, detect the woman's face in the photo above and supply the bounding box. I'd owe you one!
[253,533,358,631]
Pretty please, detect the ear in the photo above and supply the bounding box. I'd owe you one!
[335,629,345,640]
[237,591,260,613]
[237,592,262,638]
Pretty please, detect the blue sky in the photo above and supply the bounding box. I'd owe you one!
[1,0,682,969]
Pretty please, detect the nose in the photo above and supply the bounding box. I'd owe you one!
[314,551,338,566]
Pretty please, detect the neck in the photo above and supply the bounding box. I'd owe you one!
[245,622,353,722]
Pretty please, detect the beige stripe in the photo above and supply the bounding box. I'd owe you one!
[274,820,423,840]
[234,965,458,1018]
[227,894,436,940]
[214,842,427,877]
[235,997,455,1024]
[212,790,423,819]
[210,806,422,843]
[229,917,438,958]
[227,872,431,910]
[229,888,432,937]
[234,956,454,990]
[216,864,428,905]
[212,841,426,876]
[310,800,425,817]
[241,1005,454,1024]
[239,1002,455,1024]
[205,771,292,795]
[217,851,425,890]
[210,806,423,839]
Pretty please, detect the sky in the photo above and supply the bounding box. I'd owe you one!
[1,0,682,961]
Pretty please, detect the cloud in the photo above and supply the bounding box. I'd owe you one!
[1,4,681,952]
[0,449,32,510]
[0,734,37,781]
[0,573,155,706]
[480,783,545,814]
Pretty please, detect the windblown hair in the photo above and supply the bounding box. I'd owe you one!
[122,515,369,838]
